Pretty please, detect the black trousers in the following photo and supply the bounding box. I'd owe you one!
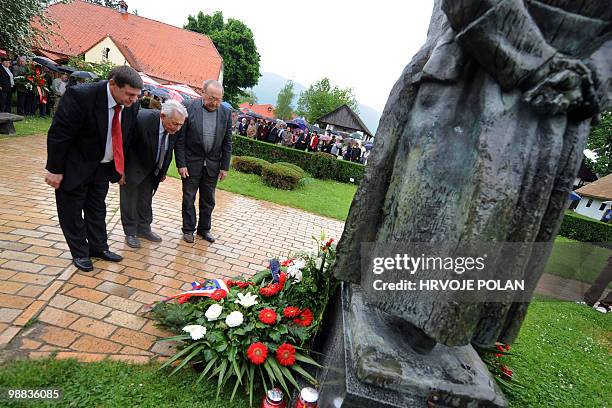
[584,256,612,306]
[0,91,11,112]
[55,163,114,258]
[181,169,218,234]
[120,172,155,236]
[17,91,33,115]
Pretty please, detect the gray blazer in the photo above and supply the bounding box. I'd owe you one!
[174,98,233,177]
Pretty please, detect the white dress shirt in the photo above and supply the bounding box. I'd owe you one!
[101,83,123,163]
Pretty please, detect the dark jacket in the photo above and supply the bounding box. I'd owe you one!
[125,109,178,192]
[0,67,12,93]
[174,98,233,177]
[46,81,139,191]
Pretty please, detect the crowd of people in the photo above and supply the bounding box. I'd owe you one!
[0,56,71,117]
[235,117,370,165]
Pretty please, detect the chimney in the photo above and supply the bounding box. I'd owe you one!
[119,1,128,14]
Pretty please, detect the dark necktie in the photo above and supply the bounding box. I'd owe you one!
[112,105,124,175]
[155,131,168,176]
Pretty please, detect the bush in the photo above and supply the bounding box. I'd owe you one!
[231,156,270,175]
[276,162,305,179]
[559,211,612,243]
[308,152,337,179]
[232,135,364,184]
[261,163,302,190]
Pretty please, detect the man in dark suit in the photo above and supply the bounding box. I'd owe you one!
[175,79,232,243]
[45,66,143,272]
[0,58,14,113]
[120,100,187,248]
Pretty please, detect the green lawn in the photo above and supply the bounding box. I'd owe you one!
[167,163,357,221]
[504,300,611,408]
[0,358,250,408]
[546,236,612,285]
[4,116,52,138]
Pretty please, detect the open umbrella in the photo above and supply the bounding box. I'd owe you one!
[287,118,309,131]
[70,71,98,80]
[161,83,200,98]
[570,191,582,202]
[364,142,374,151]
[32,56,61,72]
[57,65,76,74]
[145,86,171,100]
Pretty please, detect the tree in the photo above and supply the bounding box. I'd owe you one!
[238,89,258,105]
[296,78,358,124]
[0,0,59,56]
[185,11,261,106]
[275,80,295,120]
[585,110,612,177]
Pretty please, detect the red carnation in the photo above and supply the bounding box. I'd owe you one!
[325,238,334,247]
[279,273,287,287]
[259,283,281,297]
[27,76,34,81]
[283,306,300,319]
[259,308,277,325]
[247,342,268,365]
[210,289,227,301]
[500,364,513,378]
[276,343,296,366]
[293,308,313,327]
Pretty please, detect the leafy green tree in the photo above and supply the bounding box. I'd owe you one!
[238,88,258,105]
[0,0,60,56]
[585,110,612,176]
[296,78,358,124]
[185,11,261,106]
[67,56,116,79]
[275,80,295,120]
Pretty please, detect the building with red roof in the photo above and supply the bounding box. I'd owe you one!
[239,103,276,119]
[34,1,223,90]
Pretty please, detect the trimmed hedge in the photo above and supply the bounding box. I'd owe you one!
[233,135,365,184]
[232,156,270,175]
[559,211,612,243]
[276,162,305,179]
[262,163,302,190]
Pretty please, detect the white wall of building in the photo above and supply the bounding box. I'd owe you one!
[84,36,130,67]
[575,196,610,221]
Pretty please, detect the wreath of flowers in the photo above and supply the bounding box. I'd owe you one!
[151,235,337,406]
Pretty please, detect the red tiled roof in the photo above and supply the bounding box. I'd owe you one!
[239,103,276,119]
[35,1,222,89]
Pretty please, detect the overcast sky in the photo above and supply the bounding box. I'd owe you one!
[125,0,435,113]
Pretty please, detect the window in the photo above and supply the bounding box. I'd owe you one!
[101,47,110,62]
[586,199,593,208]
[599,203,607,211]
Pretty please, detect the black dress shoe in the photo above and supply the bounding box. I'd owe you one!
[73,257,93,272]
[183,233,195,243]
[138,230,162,242]
[197,231,216,243]
[125,235,141,248]
[90,250,123,262]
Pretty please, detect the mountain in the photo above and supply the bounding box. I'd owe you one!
[251,72,381,134]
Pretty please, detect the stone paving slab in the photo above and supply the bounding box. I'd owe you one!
[0,135,344,363]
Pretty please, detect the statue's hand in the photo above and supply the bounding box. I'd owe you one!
[523,56,600,121]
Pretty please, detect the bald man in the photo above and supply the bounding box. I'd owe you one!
[174,80,233,243]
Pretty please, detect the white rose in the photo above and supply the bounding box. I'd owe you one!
[205,304,223,321]
[235,292,259,308]
[292,270,302,283]
[182,324,207,340]
[225,311,244,328]
[315,258,323,270]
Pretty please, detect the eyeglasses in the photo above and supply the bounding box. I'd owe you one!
[203,92,222,102]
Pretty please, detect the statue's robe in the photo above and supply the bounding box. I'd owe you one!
[334,0,612,346]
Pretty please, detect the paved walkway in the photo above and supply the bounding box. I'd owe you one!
[0,135,344,363]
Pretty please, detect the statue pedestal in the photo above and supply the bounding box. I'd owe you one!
[316,283,508,408]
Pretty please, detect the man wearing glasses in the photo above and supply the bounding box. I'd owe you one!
[174,79,232,243]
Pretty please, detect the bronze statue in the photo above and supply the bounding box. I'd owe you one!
[334,0,611,348]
